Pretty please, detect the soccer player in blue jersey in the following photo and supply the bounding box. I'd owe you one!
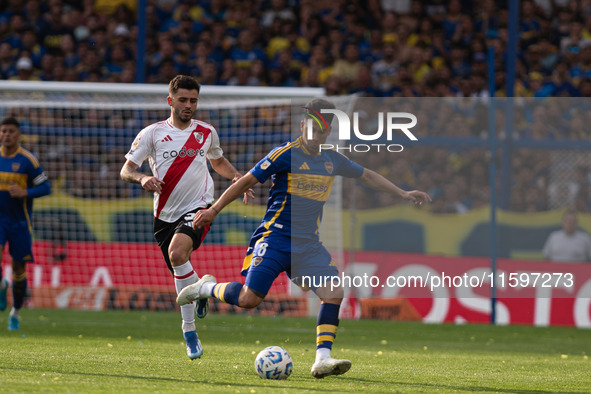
[177,99,431,378]
[0,117,51,330]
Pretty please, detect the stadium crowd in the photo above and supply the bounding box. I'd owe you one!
[3,0,591,97]
[1,0,591,212]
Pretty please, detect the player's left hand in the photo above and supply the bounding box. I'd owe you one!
[193,208,216,229]
[404,190,432,206]
[8,184,27,198]
[232,174,255,204]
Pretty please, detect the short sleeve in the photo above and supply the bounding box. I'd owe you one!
[22,149,47,186]
[206,127,224,160]
[333,151,364,178]
[250,143,291,183]
[125,126,153,166]
[29,163,48,186]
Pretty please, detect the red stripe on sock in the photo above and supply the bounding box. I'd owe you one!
[174,271,196,280]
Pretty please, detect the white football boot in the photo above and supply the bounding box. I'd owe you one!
[177,274,216,305]
[311,357,352,379]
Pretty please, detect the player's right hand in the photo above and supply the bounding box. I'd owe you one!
[193,208,216,229]
[404,190,432,206]
[141,176,164,193]
[8,184,27,198]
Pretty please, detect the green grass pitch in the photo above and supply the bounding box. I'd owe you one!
[0,308,589,393]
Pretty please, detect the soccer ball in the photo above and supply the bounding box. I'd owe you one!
[254,346,293,379]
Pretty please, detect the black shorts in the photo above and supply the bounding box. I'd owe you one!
[153,207,210,272]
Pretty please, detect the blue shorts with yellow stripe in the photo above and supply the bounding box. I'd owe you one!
[241,229,339,297]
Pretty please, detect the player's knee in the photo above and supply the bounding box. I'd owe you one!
[315,281,344,300]
[168,248,189,266]
[11,261,26,275]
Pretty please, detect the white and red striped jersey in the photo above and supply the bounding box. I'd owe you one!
[125,118,223,222]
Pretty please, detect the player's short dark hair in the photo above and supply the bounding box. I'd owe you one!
[1,117,20,129]
[304,98,336,126]
[169,75,201,95]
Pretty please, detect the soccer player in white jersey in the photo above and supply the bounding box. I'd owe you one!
[120,75,253,360]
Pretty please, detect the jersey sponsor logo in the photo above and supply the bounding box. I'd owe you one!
[299,162,310,170]
[261,159,271,170]
[156,125,212,218]
[162,146,206,159]
[288,173,334,202]
[296,181,329,193]
[161,135,173,142]
[324,162,334,174]
[0,171,27,189]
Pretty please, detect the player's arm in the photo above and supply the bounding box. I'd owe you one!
[9,164,51,199]
[9,178,50,199]
[359,168,431,206]
[209,156,241,180]
[120,159,164,194]
[193,173,260,229]
[209,156,255,203]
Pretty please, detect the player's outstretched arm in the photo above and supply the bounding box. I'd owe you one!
[120,159,164,193]
[359,168,431,206]
[193,173,259,229]
[209,156,255,204]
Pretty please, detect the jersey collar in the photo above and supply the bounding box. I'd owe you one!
[0,145,20,158]
[166,118,194,131]
[297,136,319,157]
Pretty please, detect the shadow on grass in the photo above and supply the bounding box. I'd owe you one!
[0,365,349,392]
[1,365,584,393]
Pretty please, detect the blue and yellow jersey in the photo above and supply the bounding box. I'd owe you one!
[0,146,50,227]
[249,137,364,244]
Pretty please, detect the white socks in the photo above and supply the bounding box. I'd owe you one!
[201,281,215,297]
[315,348,331,363]
[173,261,198,333]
